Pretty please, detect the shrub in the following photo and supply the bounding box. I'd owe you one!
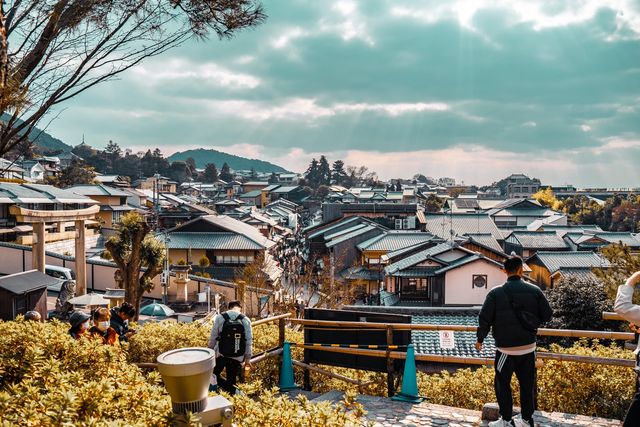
[176,258,187,266]
[101,250,113,260]
[198,255,210,268]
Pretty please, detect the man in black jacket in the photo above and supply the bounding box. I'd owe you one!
[110,302,136,342]
[475,255,553,427]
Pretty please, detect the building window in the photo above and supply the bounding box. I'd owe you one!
[473,275,488,289]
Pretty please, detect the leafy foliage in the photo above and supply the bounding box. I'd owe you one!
[545,275,614,332]
[595,243,640,302]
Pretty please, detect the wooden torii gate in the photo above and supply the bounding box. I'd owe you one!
[9,205,100,296]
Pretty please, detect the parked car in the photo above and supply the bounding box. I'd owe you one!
[44,265,76,293]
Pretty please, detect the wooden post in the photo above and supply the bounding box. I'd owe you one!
[386,326,394,397]
[75,220,86,296]
[278,317,286,348]
[32,221,45,272]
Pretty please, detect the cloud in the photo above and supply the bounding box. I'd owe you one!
[130,59,260,89]
[580,124,593,132]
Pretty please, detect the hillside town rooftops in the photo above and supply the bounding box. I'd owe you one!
[165,232,265,250]
[528,251,610,273]
[357,231,436,252]
[69,184,131,197]
[424,213,503,240]
[507,231,568,249]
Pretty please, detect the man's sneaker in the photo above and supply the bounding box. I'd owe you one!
[512,416,534,427]
[488,418,515,427]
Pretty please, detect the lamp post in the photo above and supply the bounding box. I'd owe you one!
[162,231,170,305]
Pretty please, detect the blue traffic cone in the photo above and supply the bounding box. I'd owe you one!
[279,341,299,392]
[391,344,423,403]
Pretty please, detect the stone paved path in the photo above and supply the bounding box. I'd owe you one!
[294,391,623,427]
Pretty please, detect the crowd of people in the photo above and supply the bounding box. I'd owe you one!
[66,302,137,346]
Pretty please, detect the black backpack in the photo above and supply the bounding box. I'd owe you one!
[218,313,246,358]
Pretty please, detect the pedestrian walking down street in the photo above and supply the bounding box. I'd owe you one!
[614,271,640,427]
[476,255,553,427]
[208,300,252,394]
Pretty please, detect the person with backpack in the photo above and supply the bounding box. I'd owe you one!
[475,255,553,427]
[614,271,640,427]
[208,300,253,394]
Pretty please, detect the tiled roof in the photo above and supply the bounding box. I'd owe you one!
[385,242,456,274]
[239,190,262,198]
[166,232,264,250]
[0,182,96,204]
[553,267,600,283]
[390,267,441,277]
[306,217,365,239]
[357,231,436,252]
[424,213,503,240]
[493,208,556,217]
[171,215,275,249]
[270,186,299,193]
[412,314,496,358]
[340,266,383,281]
[68,184,131,197]
[324,223,369,240]
[464,233,504,253]
[594,232,640,247]
[383,241,440,261]
[326,225,380,248]
[530,251,610,273]
[509,231,568,249]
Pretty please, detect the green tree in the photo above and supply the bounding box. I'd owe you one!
[105,212,165,319]
[546,275,613,332]
[203,163,219,183]
[316,185,330,200]
[250,167,258,180]
[185,157,197,176]
[219,162,234,182]
[167,161,191,183]
[268,172,278,184]
[53,159,96,188]
[305,158,321,187]
[331,160,347,185]
[318,155,331,185]
[424,193,444,213]
[0,1,266,157]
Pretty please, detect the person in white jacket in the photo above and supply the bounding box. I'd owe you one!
[614,271,640,427]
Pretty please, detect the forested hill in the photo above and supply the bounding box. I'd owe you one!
[168,148,288,173]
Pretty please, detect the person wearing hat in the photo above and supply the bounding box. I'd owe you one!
[24,311,42,322]
[68,311,91,340]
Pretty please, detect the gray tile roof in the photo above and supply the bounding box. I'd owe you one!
[464,233,504,253]
[326,225,380,248]
[553,267,600,283]
[166,232,264,250]
[239,190,262,198]
[530,251,610,273]
[357,231,436,252]
[412,314,496,358]
[594,232,640,248]
[68,184,130,197]
[424,213,503,240]
[385,242,456,274]
[509,231,568,249]
[170,215,275,249]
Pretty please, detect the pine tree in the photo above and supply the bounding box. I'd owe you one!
[203,163,219,183]
[331,160,347,185]
[305,158,320,188]
[318,155,331,185]
[220,162,234,182]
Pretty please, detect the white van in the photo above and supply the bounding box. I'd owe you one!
[44,265,76,292]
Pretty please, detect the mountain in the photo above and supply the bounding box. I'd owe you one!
[1,114,73,153]
[168,148,289,173]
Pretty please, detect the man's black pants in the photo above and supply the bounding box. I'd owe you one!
[214,356,241,394]
[494,350,536,426]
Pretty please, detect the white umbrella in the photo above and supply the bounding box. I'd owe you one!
[67,293,109,306]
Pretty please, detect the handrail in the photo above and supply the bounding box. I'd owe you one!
[289,318,635,340]
[603,311,625,321]
[252,313,292,327]
[294,344,634,368]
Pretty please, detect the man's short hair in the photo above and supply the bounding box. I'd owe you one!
[119,302,136,317]
[228,300,242,310]
[504,255,524,275]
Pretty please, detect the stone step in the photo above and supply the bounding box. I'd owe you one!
[283,389,321,401]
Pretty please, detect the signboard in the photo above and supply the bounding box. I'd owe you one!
[439,330,455,349]
[197,292,207,303]
[304,308,411,373]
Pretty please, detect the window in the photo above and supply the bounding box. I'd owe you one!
[473,275,488,289]
[112,211,124,224]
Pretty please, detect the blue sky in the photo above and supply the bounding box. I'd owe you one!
[49,0,640,187]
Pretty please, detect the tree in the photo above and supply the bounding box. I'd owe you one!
[546,275,613,332]
[0,1,266,157]
[316,185,330,200]
[595,243,640,302]
[533,187,563,211]
[305,158,320,188]
[219,162,234,182]
[185,157,197,176]
[250,167,258,180]
[236,253,268,317]
[424,193,444,213]
[53,159,95,187]
[167,161,191,183]
[105,212,165,320]
[331,160,346,185]
[203,163,219,183]
[395,180,402,192]
[318,155,331,186]
[268,172,278,184]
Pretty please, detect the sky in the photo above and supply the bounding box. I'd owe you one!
[48,0,640,187]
